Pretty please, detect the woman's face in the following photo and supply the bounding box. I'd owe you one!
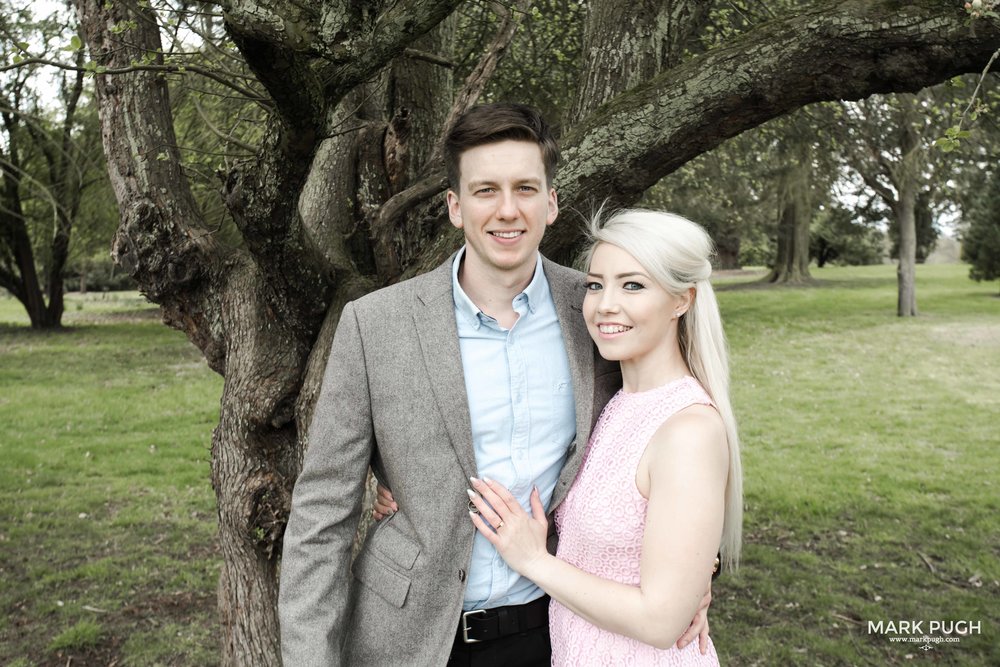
[583,243,688,364]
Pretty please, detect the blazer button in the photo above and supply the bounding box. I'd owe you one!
[458,569,466,582]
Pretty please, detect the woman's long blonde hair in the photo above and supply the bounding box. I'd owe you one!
[585,208,743,571]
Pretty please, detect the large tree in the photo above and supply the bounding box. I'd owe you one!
[62,0,1000,663]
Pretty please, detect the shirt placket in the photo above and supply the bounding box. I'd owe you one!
[489,297,531,606]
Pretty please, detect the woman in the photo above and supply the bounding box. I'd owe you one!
[381,209,742,664]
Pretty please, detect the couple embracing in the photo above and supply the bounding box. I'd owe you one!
[279,102,743,666]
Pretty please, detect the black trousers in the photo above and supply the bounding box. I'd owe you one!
[447,624,551,667]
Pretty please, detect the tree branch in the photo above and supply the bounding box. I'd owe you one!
[403,47,457,68]
[0,57,270,105]
[540,0,1000,260]
[858,170,898,207]
[319,0,467,97]
[192,96,258,154]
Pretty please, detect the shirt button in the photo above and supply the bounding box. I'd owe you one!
[458,569,466,582]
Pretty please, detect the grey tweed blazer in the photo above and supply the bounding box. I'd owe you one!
[279,254,620,667]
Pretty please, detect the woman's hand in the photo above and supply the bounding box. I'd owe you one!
[674,588,711,654]
[372,482,397,521]
[467,477,550,577]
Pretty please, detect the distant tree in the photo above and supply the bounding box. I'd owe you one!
[962,169,1000,292]
[837,92,948,315]
[811,204,885,267]
[0,5,107,327]
[643,130,773,270]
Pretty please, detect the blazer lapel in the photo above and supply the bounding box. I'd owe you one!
[544,258,596,509]
[412,257,478,482]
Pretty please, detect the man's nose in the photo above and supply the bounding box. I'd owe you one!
[496,191,518,219]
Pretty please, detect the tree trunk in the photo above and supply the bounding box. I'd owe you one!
[75,4,303,666]
[569,0,707,124]
[715,236,741,270]
[0,204,60,329]
[767,135,812,283]
[895,189,919,316]
[0,119,62,328]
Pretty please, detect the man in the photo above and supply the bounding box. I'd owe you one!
[279,103,698,666]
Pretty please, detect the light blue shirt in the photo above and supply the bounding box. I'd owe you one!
[452,248,577,610]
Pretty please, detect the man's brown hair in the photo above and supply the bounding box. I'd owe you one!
[444,102,560,192]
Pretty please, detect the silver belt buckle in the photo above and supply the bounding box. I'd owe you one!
[461,609,487,643]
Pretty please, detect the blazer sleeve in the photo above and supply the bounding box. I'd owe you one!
[279,301,374,667]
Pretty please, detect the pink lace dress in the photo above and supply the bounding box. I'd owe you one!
[550,375,721,666]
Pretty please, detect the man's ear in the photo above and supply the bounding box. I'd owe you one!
[546,188,558,226]
[447,190,463,229]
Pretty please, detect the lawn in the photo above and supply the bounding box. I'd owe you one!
[1,293,223,666]
[1,266,998,666]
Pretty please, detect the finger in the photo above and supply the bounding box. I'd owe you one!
[699,621,709,655]
[469,510,500,546]
[675,625,693,649]
[373,510,384,522]
[467,489,504,529]
[483,476,522,515]
[376,485,398,511]
[529,486,546,522]
[470,477,514,519]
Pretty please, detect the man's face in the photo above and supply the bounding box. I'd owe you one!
[447,140,558,281]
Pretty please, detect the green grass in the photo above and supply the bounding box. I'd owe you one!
[47,620,104,652]
[1,266,998,666]
[711,264,1000,666]
[0,292,223,666]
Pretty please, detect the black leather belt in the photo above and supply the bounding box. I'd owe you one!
[456,595,550,644]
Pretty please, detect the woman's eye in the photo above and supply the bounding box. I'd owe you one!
[584,282,602,291]
[623,281,645,291]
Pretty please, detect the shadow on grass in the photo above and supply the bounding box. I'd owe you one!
[716,275,902,292]
[0,323,78,337]
[0,309,160,337]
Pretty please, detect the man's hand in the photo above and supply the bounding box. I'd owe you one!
[675,588,711,654]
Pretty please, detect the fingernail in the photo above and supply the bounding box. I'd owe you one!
[482,476,492,484]
[466,489,476,499]
[470,476,480,484]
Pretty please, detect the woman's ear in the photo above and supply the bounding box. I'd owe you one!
[676,286,695,318]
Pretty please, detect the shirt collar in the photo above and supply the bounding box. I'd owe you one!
[451,247,546,329]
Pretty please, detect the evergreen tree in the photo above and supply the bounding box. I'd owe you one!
[962,170,1000,292]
